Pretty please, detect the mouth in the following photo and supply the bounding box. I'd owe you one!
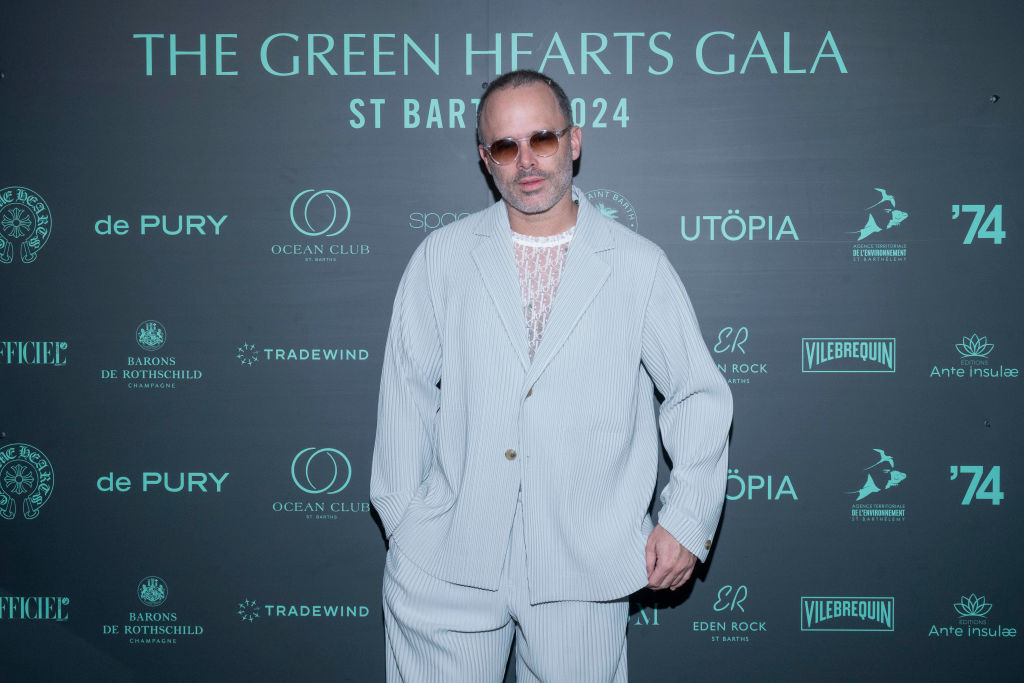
[517,176,545,192]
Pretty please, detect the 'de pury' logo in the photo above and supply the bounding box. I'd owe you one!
[848,448,906,522]
[585,189,638,232]
[929,333,1019,380]
[0,186,51,264]
[271,447,369,520]
[850,187,908,263]
[0,442,54,521]
[271,189,370,263]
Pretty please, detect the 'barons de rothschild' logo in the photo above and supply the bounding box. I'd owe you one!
[272,189,370,263]
[103,576,204,645]
[0,186,51,264]
[138,577,168,608]
[137,320,166,352]
[585,189,638,231]
[101,321,203,390]
[0,443,54,520]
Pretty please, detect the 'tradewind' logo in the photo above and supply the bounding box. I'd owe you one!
[802,338,895,373]
[800,597,894,632]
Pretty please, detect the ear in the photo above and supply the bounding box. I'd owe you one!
[569,125,582,161]
[478,145,494,174]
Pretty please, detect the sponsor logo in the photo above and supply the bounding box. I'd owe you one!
[0,443,54,521]
[928,593,1016,639]
[681,211,797,241]
[727,469,797,502]
[0,341,68,366]
[800,597,894,632]
[929,333,1018,380]
[94,214,226,237]
[952,204,1005,245]
[585,189,638,231]
[271,448,370,520]
[802,338,895,373]
[949,466,1003,506]
[848,448,906,522]
[0,186,51,264]
[102,577,205,645]
[236,342,369,365]
[96,472,229,493]
[409,211,469,233]
[850,187,908,262]
[100,321,203,390]
[693,585,767,643]
[631,603,661,627]
[237,599,370,622]
[271,189,370,263]
[712,326,767,385]
[0,596,70,621]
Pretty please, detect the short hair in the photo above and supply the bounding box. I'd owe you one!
[476,70,573,145]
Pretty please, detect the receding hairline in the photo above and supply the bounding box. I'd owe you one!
[476,70,573,145]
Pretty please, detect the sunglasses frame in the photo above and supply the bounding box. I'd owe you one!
[481,126,573,165]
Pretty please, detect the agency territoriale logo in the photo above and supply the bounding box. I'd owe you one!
[849,448,907,522]
[137,576,168,608]
[0,442,54,520]
[0,186,52,264]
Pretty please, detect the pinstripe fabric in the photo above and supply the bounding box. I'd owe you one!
[371,188,733,604]
[384,499,628,683]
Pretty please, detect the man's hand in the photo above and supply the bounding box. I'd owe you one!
[645,525,697,590]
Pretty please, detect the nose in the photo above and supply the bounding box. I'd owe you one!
[516,140,538,169]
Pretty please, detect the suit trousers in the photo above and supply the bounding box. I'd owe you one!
[383,498,629,682]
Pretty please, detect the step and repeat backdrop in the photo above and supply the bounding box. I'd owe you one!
[2,0,1021,681]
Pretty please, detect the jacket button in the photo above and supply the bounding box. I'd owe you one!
[526,388,533,398]
[505,449,517,460]
[705,540,712,550]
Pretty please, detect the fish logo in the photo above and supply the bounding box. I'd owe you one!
[848,448,906,500]
[853,188,910,241]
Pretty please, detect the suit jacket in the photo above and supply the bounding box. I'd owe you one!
[370,190,732,604]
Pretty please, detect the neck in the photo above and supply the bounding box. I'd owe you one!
[506,193,578,237]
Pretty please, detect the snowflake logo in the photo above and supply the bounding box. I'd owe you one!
[1,207,31,238]
[238,599,260,622]
[237,342,259,366]
[136,320,166,352]
[3,463,34,495]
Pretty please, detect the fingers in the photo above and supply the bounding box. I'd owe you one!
[645,535,657,578]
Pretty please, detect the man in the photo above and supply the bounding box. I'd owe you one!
[371,70,732,682]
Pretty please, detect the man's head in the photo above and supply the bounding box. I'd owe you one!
[476,70,581,220]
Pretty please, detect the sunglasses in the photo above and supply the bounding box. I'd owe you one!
[481,126,572,165]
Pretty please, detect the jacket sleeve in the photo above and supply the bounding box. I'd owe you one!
[640,252,732,562]
[370,242,443,539]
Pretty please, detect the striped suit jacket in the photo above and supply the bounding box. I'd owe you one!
[371,190,732,604]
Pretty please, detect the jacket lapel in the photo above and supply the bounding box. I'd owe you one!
[471,203,531,372]
[524,196,614,389]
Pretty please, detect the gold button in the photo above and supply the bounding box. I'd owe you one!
[505,449,517,460]
[704,540,712,550]
[526,388,533,398]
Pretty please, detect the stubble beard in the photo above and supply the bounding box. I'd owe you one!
[494,157,573,216]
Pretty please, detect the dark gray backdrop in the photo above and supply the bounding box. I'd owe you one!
[2,1,1021,681]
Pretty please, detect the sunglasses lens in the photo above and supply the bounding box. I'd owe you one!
[488,139,519,164]
[529,131,560,156]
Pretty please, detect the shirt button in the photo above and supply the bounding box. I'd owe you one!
[505,449,517,460]
[705,540,712,550]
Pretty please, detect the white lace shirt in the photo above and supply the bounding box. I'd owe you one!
[511,225,576,360]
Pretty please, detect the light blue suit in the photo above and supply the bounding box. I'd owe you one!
[371,190,732,605]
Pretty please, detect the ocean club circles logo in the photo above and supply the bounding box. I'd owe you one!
[137,577,168,608]
[0,443,54,520]
[850,187,908,262]
[272,447,369,519]
[585,189,637,231]
[928,593,1017,639]
[929,333,1019,380]
[273,189,369,263]
[848,448,906,522]
[0,186,51,264]
[136,320,166,352]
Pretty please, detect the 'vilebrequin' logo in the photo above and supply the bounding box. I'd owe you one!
[0,443,54,521]
[802,338,895,373]
[290,189,350,237]
[0,186,51,264]
[137,577,168,608]
[136,320,166,352]
[585,189,638,231]
[848,448,906,522]
[929,333,1019,380]
[800,597,894,632]
[850,187,908,263]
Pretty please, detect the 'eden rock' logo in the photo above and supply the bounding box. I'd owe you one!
[0,443,54,520]
[0,186,51,264]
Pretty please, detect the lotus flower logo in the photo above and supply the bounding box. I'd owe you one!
[955,334,994,359]
[953,594,992,618]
